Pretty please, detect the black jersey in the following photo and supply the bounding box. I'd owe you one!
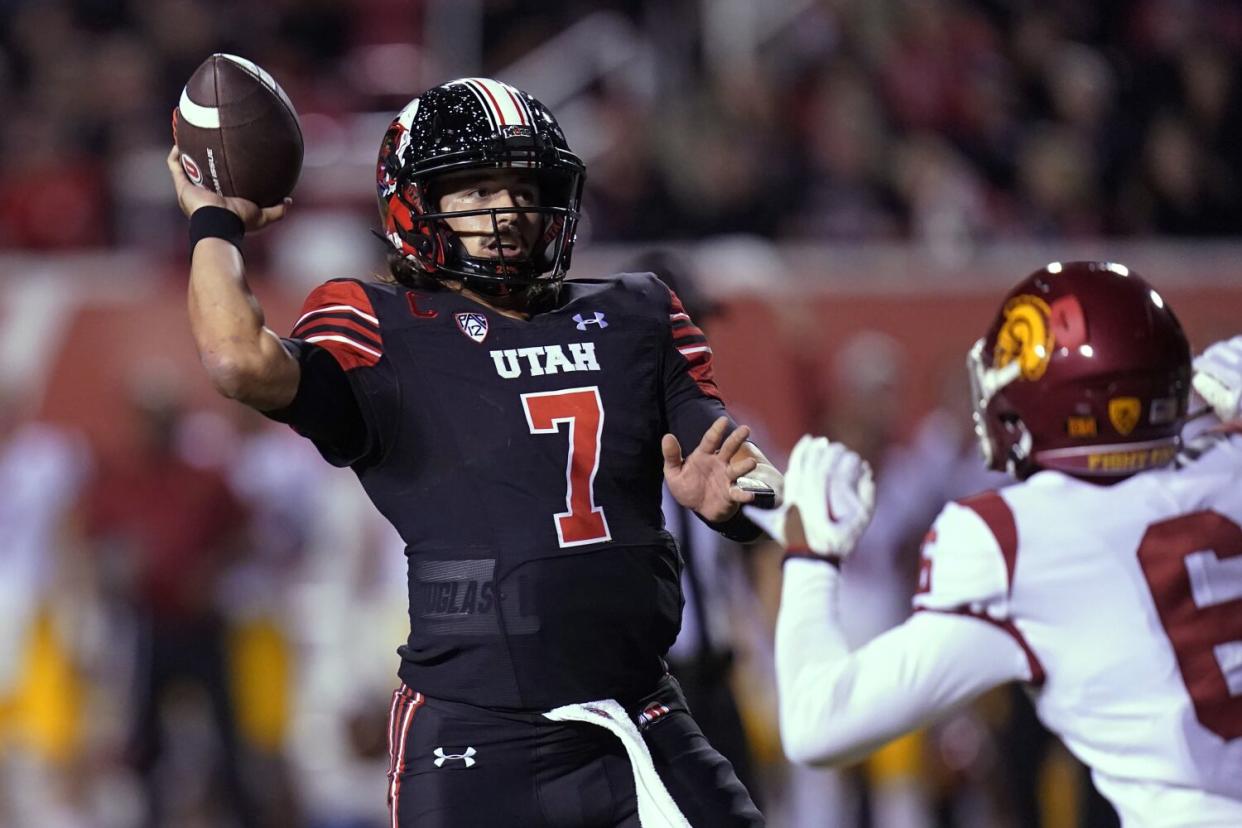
[270,273,736,709]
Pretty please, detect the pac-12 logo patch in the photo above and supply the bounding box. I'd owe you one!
[455,312,489,343]
[180,152,204,186]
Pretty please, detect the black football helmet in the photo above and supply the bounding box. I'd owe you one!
[376,78,585,297]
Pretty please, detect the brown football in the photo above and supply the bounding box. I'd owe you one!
[173,54,303,208]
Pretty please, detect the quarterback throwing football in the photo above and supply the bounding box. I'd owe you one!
[168,78,777,827]
[754,263,1242,827]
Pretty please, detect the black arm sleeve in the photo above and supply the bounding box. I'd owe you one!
[262,339,375,467]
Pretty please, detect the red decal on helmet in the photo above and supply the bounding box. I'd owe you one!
[1049,295,1087,349]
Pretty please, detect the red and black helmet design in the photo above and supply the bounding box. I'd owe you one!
[969,261,1191,480]
[376,78,585,296]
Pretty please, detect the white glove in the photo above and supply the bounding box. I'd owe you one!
[782,434,876,560]
[1193,335,1242,422]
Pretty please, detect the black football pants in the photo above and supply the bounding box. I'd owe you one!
[386,673,764,827]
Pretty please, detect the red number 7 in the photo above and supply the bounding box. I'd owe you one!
[522,387,611,548]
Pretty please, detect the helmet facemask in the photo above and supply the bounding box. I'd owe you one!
[968,338,1033,477]
[396,162,583,299]
[375,79,587,306]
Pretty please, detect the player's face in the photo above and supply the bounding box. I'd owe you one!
[436,169,543,261]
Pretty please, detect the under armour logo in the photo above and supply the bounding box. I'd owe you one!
[433,746,477,768]
[573,312,608,331]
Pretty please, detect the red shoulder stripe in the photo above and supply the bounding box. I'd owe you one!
[292,281,382,370]
[914,607,1046,686]
[668,289,721,401]
[956,491,1017,594]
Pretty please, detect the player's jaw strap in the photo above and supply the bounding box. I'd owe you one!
[544,699,691,828]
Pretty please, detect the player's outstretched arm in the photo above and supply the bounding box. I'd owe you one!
[757,436,1029,766]
[167,147,299,411]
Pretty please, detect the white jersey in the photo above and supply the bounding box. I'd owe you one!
[914,431,1242,824]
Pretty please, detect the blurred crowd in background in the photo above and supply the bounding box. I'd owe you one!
[1,0,1241,255]
[1,1,1240,827]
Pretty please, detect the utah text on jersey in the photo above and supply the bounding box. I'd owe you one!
[491,342,601,379]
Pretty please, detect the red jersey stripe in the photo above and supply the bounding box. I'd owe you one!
[294,315,382,347]
[914,607,1046,685]
[956,491,1018,593]
[294,280,383,370]
[667,289,722,401]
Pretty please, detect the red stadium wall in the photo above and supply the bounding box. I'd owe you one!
[35,275,1242,462]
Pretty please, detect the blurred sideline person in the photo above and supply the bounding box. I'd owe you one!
[632,250,764,804]
[168,77,779,827]
[0,383,91,825]
[83,376,257,828]
[750,263,1242,827]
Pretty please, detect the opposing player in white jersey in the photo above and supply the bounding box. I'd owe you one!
[752,262,1242,827]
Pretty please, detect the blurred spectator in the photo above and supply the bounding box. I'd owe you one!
[0,381,91,826]
[82,371,258,828]
[1,0,1238,251]
[631,249,765,805]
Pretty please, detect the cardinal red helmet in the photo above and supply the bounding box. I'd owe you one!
[969,261,1191,480]
[375,78,584,298]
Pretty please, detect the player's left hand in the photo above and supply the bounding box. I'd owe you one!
[782,435,876,560]
[1193,335,1242,423]
[663,417,757,522]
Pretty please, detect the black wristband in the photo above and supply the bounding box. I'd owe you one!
[782,547,842,568]
[705,507,764,544]
[189,206,245,255]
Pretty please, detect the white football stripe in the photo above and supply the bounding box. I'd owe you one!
[219,54,276,91]
[305,335,381,358]
[178,88,220,129]
[677,345,712,356]
[218,53,297,115]
[294,303,379,327]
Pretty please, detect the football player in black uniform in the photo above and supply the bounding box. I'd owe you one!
[167,77,777,827]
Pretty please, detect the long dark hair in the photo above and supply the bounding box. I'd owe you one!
[381,250,444,291]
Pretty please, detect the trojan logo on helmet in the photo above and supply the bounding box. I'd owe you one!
[374,78,585,302]
[968,261,1191,480]
[993,295,1054,381]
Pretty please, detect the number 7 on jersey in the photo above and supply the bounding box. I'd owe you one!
[521,387,612,547]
